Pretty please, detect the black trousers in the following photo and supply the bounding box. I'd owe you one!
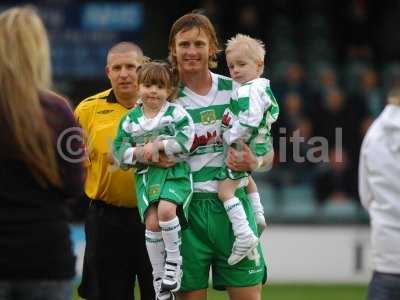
[78,200,154,300]
[367,271,400,300]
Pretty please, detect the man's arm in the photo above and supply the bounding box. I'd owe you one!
[115,132,177,169]
[142,105,195,168]
[358,146,373,210]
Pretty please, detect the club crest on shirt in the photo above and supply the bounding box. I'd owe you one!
[200,110,216,125]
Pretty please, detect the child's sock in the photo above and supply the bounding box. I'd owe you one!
[145,229,165,279]
[159,216,182,263]
[224,197,254,238]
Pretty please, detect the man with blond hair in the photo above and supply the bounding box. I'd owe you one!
[168,13,272,300]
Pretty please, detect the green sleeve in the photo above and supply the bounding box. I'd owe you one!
[113,114,134,170]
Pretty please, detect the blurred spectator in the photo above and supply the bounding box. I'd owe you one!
[315,148,357,204]
[358,68,385,118]
[281,92,307,131]
[274,63,310,108]
[320,66,338,87]
[376,1,400,61]
[312,87,365,185]
[273,92,316,184]
[353,67,385,135]
[343,0,373,61]
[383,64,400,94]
[312,88,356,150]
[309,65,339,115]
[199,0,221,33]
[235,3,266,42]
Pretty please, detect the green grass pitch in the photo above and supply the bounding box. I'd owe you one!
[73,283,367,300]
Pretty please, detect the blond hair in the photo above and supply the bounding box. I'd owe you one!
[226,33,266,73]
[168,12,221,69]
[0,6,61,188]
[387,88,400,106]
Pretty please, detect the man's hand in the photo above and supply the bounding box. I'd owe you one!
[142,142,157,161]
[136,143,176,168]
[226,140,258,172]
[150,152,176,168]
[106,152,115,165]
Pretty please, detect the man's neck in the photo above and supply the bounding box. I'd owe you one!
[115,92,137,109]
[181,69,212,96]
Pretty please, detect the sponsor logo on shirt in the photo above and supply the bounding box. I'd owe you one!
[191,130,221,151]
[221,112,232,127]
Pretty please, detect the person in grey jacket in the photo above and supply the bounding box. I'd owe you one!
[358,88,400,300]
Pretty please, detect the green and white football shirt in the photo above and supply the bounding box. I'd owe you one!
[114,101,195,170]
[222,78,279,156]
[175,72,236,193]
[113,101,195,221]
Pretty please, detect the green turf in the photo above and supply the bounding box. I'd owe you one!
[73,283,367,300]
[261,284,367,300]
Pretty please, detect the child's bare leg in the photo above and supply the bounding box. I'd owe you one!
[246,176,258,194]
[218,178,241,202]
[146,204,161,231]
[158,200,177,221]
[158,200,182,292]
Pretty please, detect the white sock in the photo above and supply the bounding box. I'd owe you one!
[224,197,253,238]
[159,217,182,263]
[248,192,264,215]
[145,230,165,279]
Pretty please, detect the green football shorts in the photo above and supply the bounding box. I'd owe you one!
[136,162,192,223]
[180,188,267,291]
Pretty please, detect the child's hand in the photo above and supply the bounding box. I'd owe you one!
[151,152,176,168]
[142,142,157,161]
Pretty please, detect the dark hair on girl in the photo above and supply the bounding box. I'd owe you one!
[137,61,179,100]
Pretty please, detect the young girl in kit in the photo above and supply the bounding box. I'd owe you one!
[114,61,195,300]
[218,34,279,265]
